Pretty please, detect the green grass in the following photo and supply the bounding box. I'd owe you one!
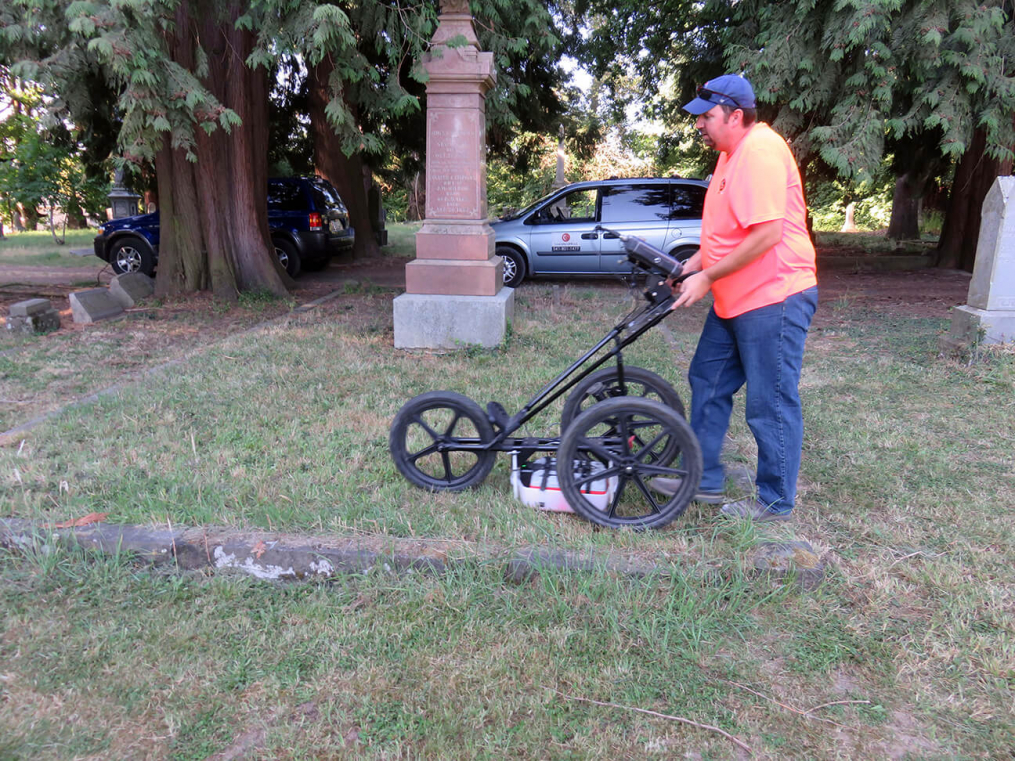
[0,229,102,268]
[383,221,421,259]
[1,278,1014,758]
[814,230,937,254]
[0,537,920,759]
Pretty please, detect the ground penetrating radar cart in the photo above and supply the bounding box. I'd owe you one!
[389,230,704,530]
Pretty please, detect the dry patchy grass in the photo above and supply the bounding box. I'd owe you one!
[2,267,1013,758]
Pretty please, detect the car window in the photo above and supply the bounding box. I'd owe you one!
[600,184,671,223]
[535,188,598,224]
[500,190,557,221]
[267,181,306,212]
[669,185,706,220]
[309,180,347,212]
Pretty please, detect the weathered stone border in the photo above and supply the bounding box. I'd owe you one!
[0,518,825,590]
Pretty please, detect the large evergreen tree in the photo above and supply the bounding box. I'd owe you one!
[568,0,1015,268]
[2,0,567,286]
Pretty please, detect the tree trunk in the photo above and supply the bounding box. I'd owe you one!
[154,1,289,299]
[154,142,208,295]
[408,171,425,221]
[308,57,380,259]
[936,128,1013,271]
[20,204,40,231]
[47,203,65,244]
[886,171,923,240]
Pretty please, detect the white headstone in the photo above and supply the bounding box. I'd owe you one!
[967,177,1015,311]
[943,176,1015,349]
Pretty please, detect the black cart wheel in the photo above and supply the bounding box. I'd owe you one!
[557,397,702,530]
[561,365,685,428]
[389,391,496,491]
[561,366,685,467]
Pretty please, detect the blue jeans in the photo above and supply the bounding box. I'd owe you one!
[687,287,818,514]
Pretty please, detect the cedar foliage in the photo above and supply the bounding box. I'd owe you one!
[569,0,1015,268]
[0,0,565,292]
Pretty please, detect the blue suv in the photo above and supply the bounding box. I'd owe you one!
[93,177,355,278]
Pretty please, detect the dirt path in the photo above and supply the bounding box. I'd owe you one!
[0,264,112,288]
[0,255,974,329]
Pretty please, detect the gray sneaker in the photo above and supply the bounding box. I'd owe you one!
[648,477,724,504]
[719,498,792,522]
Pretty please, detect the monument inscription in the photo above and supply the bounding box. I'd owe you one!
[426,110,482,219]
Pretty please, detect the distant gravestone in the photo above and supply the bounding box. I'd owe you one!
[840,201,857,232]
[109,272,154,308]
[552,124,567,192]
[6,298,60,334]
[69,288,124,324]
[943,176,1015,351]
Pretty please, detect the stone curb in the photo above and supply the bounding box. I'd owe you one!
[0,518,825,590]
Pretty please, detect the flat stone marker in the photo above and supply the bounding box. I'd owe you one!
[752,540,825,590]
[110,272,155,308]
[69,288,124,324]
[6,298,60,334]
[943,175,1015,350]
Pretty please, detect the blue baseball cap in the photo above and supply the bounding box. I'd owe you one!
[682,74,756,114]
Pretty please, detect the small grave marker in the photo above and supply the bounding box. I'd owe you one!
[69,288,124,324]
[5,298,60,334]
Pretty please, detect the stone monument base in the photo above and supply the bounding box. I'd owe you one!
[940,304,1015,355]
[393,289,514,350]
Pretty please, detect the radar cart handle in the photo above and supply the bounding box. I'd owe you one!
[596,226,685,280]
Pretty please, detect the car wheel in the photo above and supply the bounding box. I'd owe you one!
[274,239,301,277]
[497,246,526,288]
[110,237,156,276]
[671,245,699,262]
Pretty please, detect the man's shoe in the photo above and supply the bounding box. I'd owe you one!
[719,498,792,522]
[649,477,724,504]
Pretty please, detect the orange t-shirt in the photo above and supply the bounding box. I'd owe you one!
[701,123,816,318]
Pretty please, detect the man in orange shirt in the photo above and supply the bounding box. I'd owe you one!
[653,74,817,521]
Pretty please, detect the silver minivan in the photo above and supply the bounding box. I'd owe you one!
[490,177,707,287]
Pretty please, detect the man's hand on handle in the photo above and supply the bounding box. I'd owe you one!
[668,220,783,309]
[673,270,713,308]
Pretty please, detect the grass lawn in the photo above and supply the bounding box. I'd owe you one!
[384,220,421,259]
[1,256,1013,757]
[0,229,102,268]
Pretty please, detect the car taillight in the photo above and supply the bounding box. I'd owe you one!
[308,212,322,231]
